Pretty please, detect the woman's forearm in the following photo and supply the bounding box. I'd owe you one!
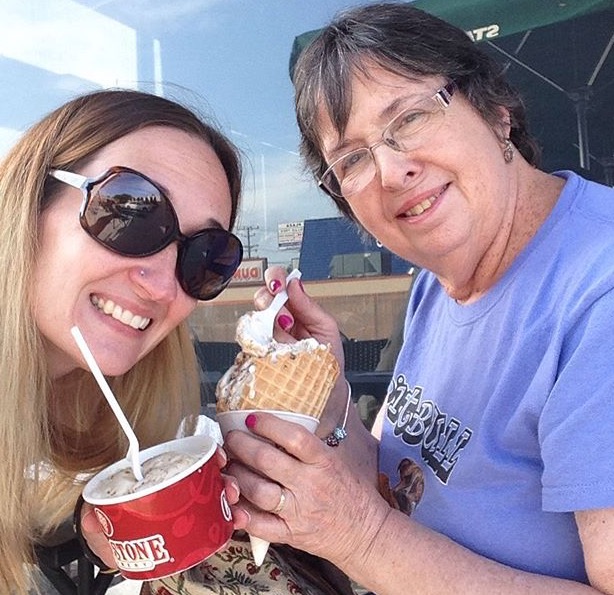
[340,510,601,595]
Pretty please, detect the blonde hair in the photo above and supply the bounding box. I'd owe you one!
[0,89,242,592]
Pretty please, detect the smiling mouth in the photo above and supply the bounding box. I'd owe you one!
[401,183,449,217]
[91,295,151,330]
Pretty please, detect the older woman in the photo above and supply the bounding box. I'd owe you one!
[225,3,614,594]
[0,88,243,592]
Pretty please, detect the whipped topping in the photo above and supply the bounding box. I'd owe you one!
[234,269,303,355]
[235,309,322,357]
[235,311,272,357]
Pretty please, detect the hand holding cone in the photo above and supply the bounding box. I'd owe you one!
[216,279,340,564]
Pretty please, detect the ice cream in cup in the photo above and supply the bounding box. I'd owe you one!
[82,434,233,581]
[215,276,340,565]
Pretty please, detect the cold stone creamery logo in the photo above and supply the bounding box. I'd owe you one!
[94,508,171,571]
[221,489,232,521]
[94,489,232,572]
[109,534,171,571]
[94,508,114,537]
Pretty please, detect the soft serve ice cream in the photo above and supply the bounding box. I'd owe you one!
[82,435,233,581]
[216,304,340,419]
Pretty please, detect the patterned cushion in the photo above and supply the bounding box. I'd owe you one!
[143,532,355,595]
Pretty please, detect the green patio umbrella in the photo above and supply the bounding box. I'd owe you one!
[289,0,614,185]
[410,0,613,39]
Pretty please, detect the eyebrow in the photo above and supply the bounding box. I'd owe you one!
[327,93,427,158]
[158,179,226,235]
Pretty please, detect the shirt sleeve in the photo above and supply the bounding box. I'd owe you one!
[540,285,614,512]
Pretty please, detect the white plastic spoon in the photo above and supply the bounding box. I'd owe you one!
[71,326,143,481]
[243,268,302,344]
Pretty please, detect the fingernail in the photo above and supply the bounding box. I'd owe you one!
[269,279,281,292]
[218,447,228,467]
[298,279,305,292]
[245,413,257,429]
[278,314,293,331]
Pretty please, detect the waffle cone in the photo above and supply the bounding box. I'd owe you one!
[216,344,339,419]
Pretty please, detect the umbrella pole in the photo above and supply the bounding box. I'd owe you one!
[570,87,591,171]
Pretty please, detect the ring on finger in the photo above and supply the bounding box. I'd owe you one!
[271,487,286,515]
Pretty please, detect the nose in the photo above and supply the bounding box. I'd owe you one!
[130,244,180,302]
[372,143,421,192]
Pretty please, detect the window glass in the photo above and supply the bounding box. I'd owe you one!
[3,1,610,409]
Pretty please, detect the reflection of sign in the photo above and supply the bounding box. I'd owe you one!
[278,221,304,250]
[231,258,267,285]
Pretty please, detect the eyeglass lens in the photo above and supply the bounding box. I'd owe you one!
[82,171,177,256]
[179,230,243,300]
[322,87,452,198]
[81,169,242,300]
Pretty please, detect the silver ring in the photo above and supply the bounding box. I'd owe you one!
[271,487,286,515]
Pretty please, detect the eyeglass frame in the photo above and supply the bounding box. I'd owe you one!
[47,166,243,301]
[318,81,457,198]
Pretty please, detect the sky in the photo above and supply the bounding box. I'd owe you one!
[0,0,372,265]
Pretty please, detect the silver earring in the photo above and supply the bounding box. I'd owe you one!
[503,138,514,163]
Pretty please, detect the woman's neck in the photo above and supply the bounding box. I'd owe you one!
[441,167,564,304]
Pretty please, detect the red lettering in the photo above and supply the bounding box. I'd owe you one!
[149,536,168,561]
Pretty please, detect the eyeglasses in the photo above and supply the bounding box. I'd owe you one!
[319,82,456,198]
[48,166,243,301]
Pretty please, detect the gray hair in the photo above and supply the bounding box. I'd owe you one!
[293,2,540,220]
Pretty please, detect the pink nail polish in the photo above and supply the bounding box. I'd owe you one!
[270,279,281,292]
[245,413,257,429]
[278,314,293,331]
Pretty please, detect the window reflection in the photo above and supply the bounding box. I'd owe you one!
[1,0,411,426]
[0,0,147,155]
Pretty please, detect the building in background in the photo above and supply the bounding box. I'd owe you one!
[299,217,413,280]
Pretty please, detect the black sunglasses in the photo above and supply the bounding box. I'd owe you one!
[48,166,243,301]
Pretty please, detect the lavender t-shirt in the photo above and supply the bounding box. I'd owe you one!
[379,172,614,582]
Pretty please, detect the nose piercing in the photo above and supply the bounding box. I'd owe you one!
[139,269,145,277]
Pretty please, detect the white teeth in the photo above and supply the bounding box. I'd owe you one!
[91,295,151,331]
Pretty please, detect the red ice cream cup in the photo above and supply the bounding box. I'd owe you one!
[82,435,233,581]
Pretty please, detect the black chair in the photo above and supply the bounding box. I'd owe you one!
[342,338,388,373]
[195,341,240,383]
[35,521,117,595]
[195,341,241,412]
[343,339,391,400]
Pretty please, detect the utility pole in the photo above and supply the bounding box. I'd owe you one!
[238,225,259,258]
